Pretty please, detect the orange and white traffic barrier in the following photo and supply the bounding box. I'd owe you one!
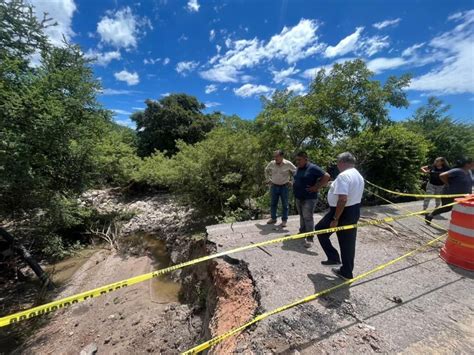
[440,195,474,271]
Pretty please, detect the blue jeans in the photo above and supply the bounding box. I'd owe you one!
[270,185,289,221]
[295,198,317,233]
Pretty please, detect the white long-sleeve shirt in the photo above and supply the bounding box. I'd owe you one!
[265,159,297,185]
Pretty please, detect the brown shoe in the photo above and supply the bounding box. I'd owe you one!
[280,221,287,228]
[266,218,277,224]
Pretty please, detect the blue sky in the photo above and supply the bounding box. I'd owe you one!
[30,0,474,128]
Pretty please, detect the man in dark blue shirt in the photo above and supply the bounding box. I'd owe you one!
[293,151,330,248]
[425,157,473,224]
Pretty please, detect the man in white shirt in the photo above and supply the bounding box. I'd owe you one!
[315,152,364,280]
[264,150,297,227]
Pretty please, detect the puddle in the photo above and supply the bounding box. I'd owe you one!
[45,248,99,285]
[142,234,181,303]
[45,235,181,303]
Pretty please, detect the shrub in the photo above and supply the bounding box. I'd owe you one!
[340,125,430,193]
[169,128,266,215]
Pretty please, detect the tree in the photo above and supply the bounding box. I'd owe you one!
[304,59,411,136]
[94,123,140,186]
[131,94,221,156]
[403,97,474,164]
[256,90,328,159]
[0,0,109,214]
[255,60,411,166]
[340,125,430,193]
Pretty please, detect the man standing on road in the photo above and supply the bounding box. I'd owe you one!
[316,152,364,281]
[293,151,330,246]
[265,150,297,227]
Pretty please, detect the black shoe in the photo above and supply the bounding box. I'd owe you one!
[425,214,433,225]
[331,268,352,281]
[321,260,341,266]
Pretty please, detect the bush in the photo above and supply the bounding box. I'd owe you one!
[94,124,141,186]
[132,151,173,188]
[169,127,266,215]
[340,125,430,193]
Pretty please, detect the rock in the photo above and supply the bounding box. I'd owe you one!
[104,337,112,344]
[79,343,98,355]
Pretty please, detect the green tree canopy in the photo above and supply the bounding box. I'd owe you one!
[304,59,411,136]
[403,97,474,165]
[255,60,412,163]
[131,94,221,156]
[340,125,430,193]
[0,0,108,214]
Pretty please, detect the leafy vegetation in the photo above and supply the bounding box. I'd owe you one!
[403,97,474,164]
[1,0,472,259]
[131,94,221,156]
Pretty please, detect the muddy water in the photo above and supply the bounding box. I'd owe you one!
[142,234,181,303]
[45,248,98,285]
[46,235,181,303]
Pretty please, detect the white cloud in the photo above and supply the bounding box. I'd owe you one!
[114,70,140,85]
[200,65,241,82]
[287,82,306,95]
[97,7,148,49]
[100,88,136,95]
[178,34,188,42]
[163,57,170,65]
[201,19,323,82]
[205,84,218,94]
[366,57,407,73]
[410,99,422,105]
[161,92,171,97]
[209,29,216,41]
[373,18,401,30]
[204,101,221,108]
[234,84,274,98]
[186,0,200,12]
[144,57,160,65]
[115,118,136,128]
[448,12,464,21]
[325,27,364,58]
[85,49,121,66]
[272,66,300,84]
[324,27,390,58]
[302,66,328,79]
[112,109,132,115]
[176,61,199,76]
[30,0,77,46]
[264,19,324,63]
[402,43,425,57]
[409,10,474,94]
[361,35,390,56]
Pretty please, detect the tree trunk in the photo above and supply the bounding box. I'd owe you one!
[0,227,54,289]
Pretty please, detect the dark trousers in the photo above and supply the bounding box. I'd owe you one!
[315,204,361,279]
[429,197,454,217]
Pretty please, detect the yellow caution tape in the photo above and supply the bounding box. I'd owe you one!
[365,180,469,198]
[183,233,447,354]
[0,199,466,328]
[364,188,448,232]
